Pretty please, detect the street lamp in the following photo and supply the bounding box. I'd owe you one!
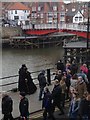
[87,2,90,49]
[86,2,90,67]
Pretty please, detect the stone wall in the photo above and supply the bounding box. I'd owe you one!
[2,26,23,38]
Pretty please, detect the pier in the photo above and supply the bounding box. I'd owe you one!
[63,40,90,66]
[10,32,75,48]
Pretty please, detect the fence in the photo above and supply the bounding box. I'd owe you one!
[0,67,56,92]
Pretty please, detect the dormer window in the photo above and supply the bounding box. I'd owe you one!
[53,6,57,11]
[61,5,64,10]
[38,6,41,11]
[72,8,75,12]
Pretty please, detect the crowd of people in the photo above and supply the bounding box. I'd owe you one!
[1,60,90,120]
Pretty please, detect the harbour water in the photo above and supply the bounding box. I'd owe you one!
[2,47,64,91]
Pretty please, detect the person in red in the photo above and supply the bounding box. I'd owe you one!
[80,64,88,75]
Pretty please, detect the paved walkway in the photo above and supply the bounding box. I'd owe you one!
[1,84,54,119]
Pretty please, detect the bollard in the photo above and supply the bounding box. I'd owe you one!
[47,69,51,85]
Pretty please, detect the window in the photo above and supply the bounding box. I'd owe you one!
[21,16,24,19]
[38,6,41,11]
[75,17,78,21]
[53,13,57,18]
[11,11,13,14]
[61,5,64,10]
[53,6,57,11]
[14,16,19,20]
[79,16,82,21]
[48,13,53,17]
[41,13,43,18]
[27,10,29,13]
[15,10,17,14]
[72,8,75,12]
[32,7,36,11]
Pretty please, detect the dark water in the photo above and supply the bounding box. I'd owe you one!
[2,47,64,91]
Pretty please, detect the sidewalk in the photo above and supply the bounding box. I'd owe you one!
[1,84,54,119]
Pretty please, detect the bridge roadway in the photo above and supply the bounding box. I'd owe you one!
[0,82,69,120]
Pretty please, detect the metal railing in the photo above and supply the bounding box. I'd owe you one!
[0,67,55,91]
[21,23,90,32]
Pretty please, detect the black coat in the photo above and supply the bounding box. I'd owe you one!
[79,98,90,119]
[52,84,62,103]
[26,71,37,94]
[18,67,27,92]
[2,95,13,114]
[42,91,53,110]
[19,97,29,117]
[38,73,47,87]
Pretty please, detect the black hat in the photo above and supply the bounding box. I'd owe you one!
[20,92,26,97]
[22,64,26,68]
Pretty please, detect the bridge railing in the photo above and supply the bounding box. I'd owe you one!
[0,67,56,92]
[22,23,58,30]
[21,23,89,32]
[59,23,88,31]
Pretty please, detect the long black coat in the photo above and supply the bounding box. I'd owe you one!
[2,95,13,114]
[52,84,62,103]
[38,73,47,87]
[26,71,37,94]
[18,67,27,93]
[19,97,29,117]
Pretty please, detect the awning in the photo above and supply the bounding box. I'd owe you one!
[25,29,59,35]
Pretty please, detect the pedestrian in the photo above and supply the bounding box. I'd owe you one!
[54,70,63,82]
[79,88,90,120]
[68,92,81,120]
[60,76,67,108]
[71,60,78,75]
[2,92,14,120]
[56,60,65,72]
[52,80,64,115]
[80,63,88,75]
[38,70,47,101]
[18,64,27,93]
[65,70,71,99]
[42,87,55,120]
[25,68,37,95]
[75,76,87,99]
[19,92,29,120]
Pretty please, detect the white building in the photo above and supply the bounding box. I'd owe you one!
[7,2,30,25]
[73,11,85,24]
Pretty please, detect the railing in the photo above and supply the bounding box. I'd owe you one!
[21,23,90,32]
[0,67,56,92]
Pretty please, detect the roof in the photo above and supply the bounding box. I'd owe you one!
[7,2,30,10]
[65,2,88,18]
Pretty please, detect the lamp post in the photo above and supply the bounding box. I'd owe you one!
[86,2,90,67]
[87,2,90,49]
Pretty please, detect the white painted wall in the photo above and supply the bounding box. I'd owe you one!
[73,11,84,23]
[7,10,30,25]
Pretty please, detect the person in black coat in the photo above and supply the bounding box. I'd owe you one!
[52,80,64,115]
[19,92,29,120]
[18,64,28,93]
[25,68,37,95]
[42,87,55,120]
[2,93,14,120]
[38,70,47,100]
[79,88,90,120]
[56,60,65,72]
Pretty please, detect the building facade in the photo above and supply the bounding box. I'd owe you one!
[5,2,30,25]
